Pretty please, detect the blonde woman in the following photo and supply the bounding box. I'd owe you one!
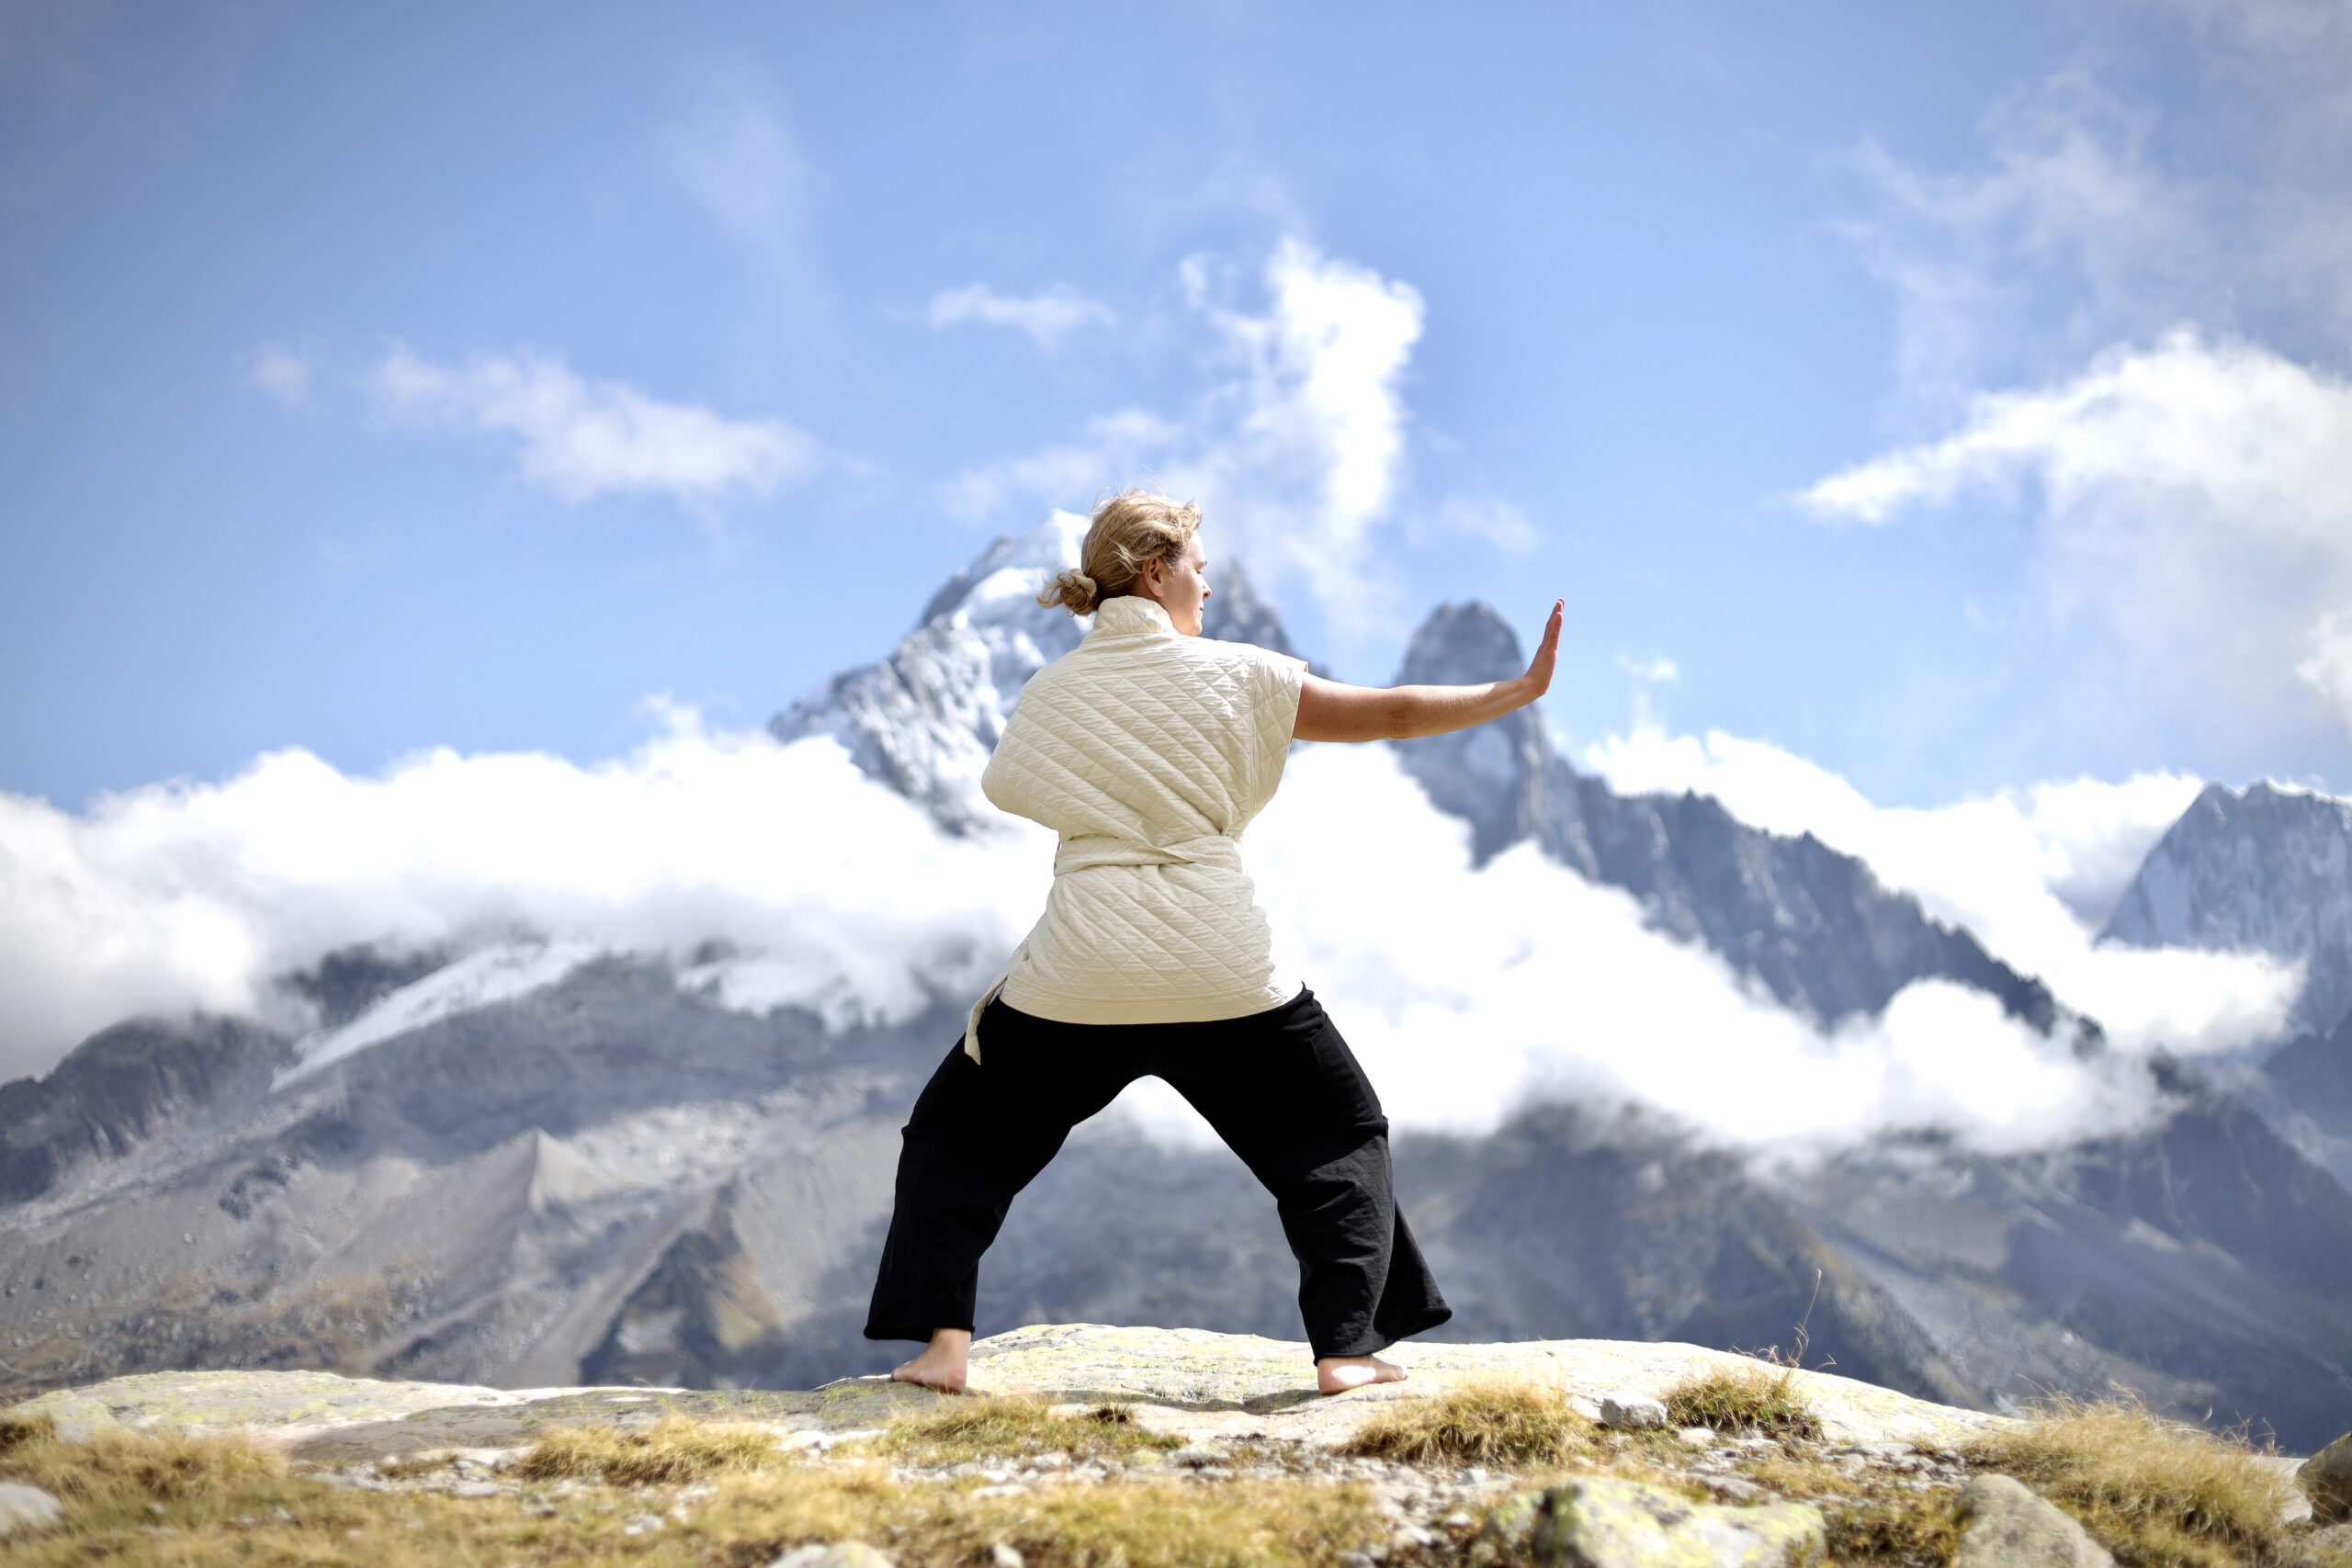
[865,490,1563,1394]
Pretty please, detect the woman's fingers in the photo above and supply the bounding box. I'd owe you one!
[1525,599,1564,695]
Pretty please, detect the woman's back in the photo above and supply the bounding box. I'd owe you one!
[979,592,1306,1029]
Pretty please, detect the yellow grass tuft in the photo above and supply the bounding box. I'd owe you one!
[0,1420,287,1508]
[868,1393,1183,1466]
[1662,1359,1822,1440]
[514,1413,788,1485]
[1966,1395,2300,1568]
[1338,1375,1593,1469]
[1816,1488,1965,1566]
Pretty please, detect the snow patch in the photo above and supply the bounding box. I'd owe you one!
[279,939,605,1086]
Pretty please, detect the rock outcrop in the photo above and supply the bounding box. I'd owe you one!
[2305,1431,2352,1525]
[1953,1473,2114,1567]
[5,1323,2005,1459]
[1474,1474,1826,1568]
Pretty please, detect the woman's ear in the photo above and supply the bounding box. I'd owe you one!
[1136,557,1163,600]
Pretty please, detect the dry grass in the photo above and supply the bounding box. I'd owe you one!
[0,1416,287,1511]
[1339,1376,1594,1469]
[1816,1489,1965,1566]
[865,1393,1183,1466]
[710,1464,1382,1568]
[0,1412,1381,1568]
[1662,1359,1822,1440]
[515,1413,791,1485]
[1966,1395,2301,1568]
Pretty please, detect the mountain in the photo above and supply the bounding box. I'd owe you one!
[2105,781,2352,1036]
[1392,604,2066,1034]
[2101,781,2352,1189]
[6,517,2352,1449]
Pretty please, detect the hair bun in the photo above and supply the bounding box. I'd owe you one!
[1036,567,1101,616]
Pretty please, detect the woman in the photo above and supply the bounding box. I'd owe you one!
[865,490,1562,1394]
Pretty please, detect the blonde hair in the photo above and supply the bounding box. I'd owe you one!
[1037,489,1202,616]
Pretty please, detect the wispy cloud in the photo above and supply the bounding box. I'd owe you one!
[942,238,1498,635]
[939,409,1179,525]
[658,74,816,270]
[1798,329,2352,737]
[928,283,1114,349]
[1615,653,1679,684]
[369,344,824,509]
[1836,71,2201,403]
[241,342,317,406]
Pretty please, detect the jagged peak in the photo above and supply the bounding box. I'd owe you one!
[1395,601,1523,687]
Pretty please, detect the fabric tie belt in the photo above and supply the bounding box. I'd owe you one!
[964,833,1242,1064]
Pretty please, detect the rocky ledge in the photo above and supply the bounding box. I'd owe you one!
[3,1325,2343,1568]
[7,1322,2001,1460]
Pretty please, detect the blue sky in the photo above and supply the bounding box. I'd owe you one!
[6,0,2351,811]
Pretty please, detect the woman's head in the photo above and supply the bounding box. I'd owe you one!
[1038,489,1211,634]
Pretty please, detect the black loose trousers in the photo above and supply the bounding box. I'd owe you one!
[864,987,1451,1360]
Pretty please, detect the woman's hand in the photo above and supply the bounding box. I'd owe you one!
[1523,598,1564,700]
[1293,599,1566,744]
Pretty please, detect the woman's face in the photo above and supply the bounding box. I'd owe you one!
[1140,535,1211,636]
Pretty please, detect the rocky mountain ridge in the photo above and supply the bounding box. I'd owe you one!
[4,519,2351,1450]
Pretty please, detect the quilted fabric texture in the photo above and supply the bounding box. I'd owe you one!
[967,593,1306,1059]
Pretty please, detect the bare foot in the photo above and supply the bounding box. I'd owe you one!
[889,1328,972,1394]
[1317,1354,1408,1394]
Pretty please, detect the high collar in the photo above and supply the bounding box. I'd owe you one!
[1090,594,1176,637]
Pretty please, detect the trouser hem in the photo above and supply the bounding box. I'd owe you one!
[1309,1304,1454,1361]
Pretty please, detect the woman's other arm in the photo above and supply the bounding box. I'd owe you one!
[1293,599,1563,743]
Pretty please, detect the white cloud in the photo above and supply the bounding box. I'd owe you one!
[1191,239,1424,591]
[658,75,815,268]
[0,714,2220,1163]
[938,409,1181,527]
[370,344,824,508]
[944,239,1478,634]
[1121,743,2174,1156]
[0,716,1048,1083]
[928,283,1114,349]
[242,343,315,406]
[1585,725,2299,1056]
[1615,653,1679,684]
[1798,330,2352,736]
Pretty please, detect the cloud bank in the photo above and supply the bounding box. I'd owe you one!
[371,344,825,508]
[1587,725,2298,1055]
[0,713,2280,1162]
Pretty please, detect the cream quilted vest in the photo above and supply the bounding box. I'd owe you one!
[967,593,1306,1060]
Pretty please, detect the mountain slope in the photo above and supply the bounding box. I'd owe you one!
[1392,604,2064,1032]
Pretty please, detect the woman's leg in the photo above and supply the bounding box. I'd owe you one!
[865,1000,1134,1391]
[1155,989,1452,1391]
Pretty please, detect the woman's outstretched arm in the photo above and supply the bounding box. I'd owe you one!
[1294,599,1564,743]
